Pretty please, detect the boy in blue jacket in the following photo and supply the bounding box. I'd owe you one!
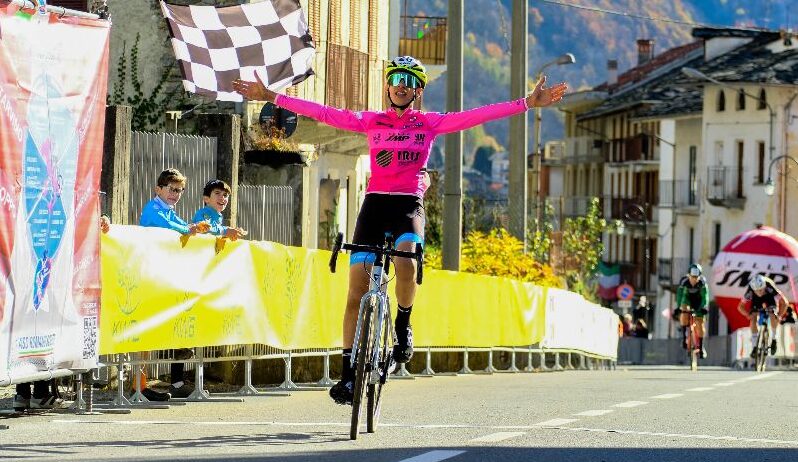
[139,168,209,400]
[193,179,246,240]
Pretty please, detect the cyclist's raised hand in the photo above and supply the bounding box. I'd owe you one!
[526,75,567,108]
[232,72,277,102]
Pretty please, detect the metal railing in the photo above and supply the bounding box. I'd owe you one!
[399,15,447,65]
[707,166,746,207]
[237,185,294,245]
[325,43,369,111]
[128,132,217,224]
[659,180,700,208]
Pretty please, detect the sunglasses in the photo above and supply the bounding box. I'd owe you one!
[387,72,422,89]
[160,185,185,194]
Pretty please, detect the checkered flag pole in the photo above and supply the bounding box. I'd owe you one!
[160,0,315,102]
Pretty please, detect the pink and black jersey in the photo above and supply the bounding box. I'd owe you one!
[274,94,529,198]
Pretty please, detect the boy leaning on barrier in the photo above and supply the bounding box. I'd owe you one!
[193,179,247,241]
[138,168,210,401]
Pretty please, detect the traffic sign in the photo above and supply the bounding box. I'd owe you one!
[618,300,632,309]
[616,283,635,301]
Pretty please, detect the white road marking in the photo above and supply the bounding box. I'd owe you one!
[398,451,466,462]
[543,425,798,446]
[714,382,735,387]
[650,393,683,399]
[574,410,614,417]
[735,371,782,382]
[612,401,648,408]
[686,387,714,392]
[469,431,526,443]
[534,418,579,426]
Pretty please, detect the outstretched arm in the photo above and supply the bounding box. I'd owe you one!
[232,73,366,133]
[430,75,567,135]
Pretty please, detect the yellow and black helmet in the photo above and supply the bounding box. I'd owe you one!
[385,56,428,88]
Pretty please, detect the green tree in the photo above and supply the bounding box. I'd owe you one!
[528,200,554,264]
[561,197,607,301]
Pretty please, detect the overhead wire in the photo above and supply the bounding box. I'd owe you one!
[535,0,770,32]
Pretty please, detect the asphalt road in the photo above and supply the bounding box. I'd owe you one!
[1,366,797,462]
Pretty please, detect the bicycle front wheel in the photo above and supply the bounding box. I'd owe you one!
[367,313,393,433]
[350,300,375,440]
[689,325,698,372]
[756,327,769,372]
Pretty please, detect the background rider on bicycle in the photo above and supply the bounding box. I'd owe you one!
[233,56,567,405]
[675,263,710,358]
[737,274,788,357]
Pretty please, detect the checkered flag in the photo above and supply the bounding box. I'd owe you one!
[160,0,315,102]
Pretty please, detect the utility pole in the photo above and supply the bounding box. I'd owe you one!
[508,0,528,247]
[442,0,464,270]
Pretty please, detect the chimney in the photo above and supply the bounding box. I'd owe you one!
[607,60,618,86]
[637,39,655,65]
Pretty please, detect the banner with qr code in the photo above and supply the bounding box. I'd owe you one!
[98,226,548,354]
[0,5,108,385]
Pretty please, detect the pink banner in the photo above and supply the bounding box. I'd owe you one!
[0,3,109,384]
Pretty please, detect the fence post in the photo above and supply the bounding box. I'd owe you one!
[553,352,565,371]
[483,349,497,373]
[539,350,550,372]
[458,347,473,374]
[187,347,212,400]
[278,351,299,389]
[419,347,436,376]
[197,113,241,227]
[316,349,335,387]
[129,353,148,403]
[524,345,536,372]
[112,354,132,407]
[100,105,132,224]
[237,345,259,395]
[507,347,520,372]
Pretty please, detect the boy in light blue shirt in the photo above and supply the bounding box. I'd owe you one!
[193,179,246,240]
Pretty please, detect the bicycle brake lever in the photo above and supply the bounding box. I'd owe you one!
[329,232,343,273]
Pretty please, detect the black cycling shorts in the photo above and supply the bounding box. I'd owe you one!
[350,193,425,265]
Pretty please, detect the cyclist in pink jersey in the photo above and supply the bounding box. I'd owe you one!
[233,56,567,405]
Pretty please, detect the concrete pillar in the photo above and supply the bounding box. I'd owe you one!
[442,0,463,270]
[100,105,132,224]
[508,0,528,245]
[197,113,241,227]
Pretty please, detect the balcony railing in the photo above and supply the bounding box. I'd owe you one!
[658,257,692,288]
[399,16,447,65]
[659,180,700,209]
[326,43,369,111]
[706,166,746,209]
[607,197,656,221]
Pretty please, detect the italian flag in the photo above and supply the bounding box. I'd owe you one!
[598,261,620,300]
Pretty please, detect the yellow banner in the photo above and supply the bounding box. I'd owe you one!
[100,226,546,354]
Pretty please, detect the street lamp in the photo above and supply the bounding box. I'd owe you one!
[532,53,575,226]
[681,67,775,162]
[764,155,798,196]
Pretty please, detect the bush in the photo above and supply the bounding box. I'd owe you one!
[425,229,562,287]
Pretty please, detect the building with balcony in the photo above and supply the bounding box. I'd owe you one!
[561,40,704,332]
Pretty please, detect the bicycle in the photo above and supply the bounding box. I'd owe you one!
[681,308,699,372]
[753,307,774,372]
[329,232,424,440]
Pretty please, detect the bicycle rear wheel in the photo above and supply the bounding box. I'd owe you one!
[350,301,375,440]
[367,314,393,433]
